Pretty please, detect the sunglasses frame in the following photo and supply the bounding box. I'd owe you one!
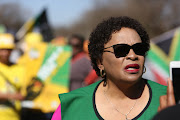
[104,42,149,58]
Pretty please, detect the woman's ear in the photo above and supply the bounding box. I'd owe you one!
[97,59,104,70]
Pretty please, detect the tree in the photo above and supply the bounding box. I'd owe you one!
[54,0,180,40]
[0,2,29,33]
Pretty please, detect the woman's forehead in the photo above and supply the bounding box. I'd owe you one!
[105,28,141,47]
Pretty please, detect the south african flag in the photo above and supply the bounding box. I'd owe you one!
[143,28,180,86]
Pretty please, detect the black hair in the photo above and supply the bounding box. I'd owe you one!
[88,16,150,76]
[69,34,85,49]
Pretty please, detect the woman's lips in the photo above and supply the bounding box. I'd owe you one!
[124,64,140,73]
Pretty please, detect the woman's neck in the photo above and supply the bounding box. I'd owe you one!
[104,78,145,100]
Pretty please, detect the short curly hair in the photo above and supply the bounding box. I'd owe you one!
[88,16,150,76]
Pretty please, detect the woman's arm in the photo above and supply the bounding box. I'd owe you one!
[51,104,61,120]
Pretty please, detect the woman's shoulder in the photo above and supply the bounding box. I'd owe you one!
[145,79,167,96]
[58,80,102,116]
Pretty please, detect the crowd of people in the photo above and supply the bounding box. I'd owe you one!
[0,30,99,120]
[0,16,179,120]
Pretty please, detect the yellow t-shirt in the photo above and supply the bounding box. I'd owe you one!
[0,62,26,120]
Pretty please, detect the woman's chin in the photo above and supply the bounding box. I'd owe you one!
[120,75,142,84]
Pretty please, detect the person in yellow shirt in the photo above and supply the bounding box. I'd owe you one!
[0,33,25,120]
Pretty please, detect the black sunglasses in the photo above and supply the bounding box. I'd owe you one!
[104,42,149,58]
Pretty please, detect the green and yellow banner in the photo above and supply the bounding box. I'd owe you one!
[19,42,71,112]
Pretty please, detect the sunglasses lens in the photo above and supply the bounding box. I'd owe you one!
[113,44,130,58]
[104,43,149,58]
[133,43,148,56]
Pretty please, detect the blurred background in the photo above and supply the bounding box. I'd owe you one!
[0,0,180,38]
[0,0,180,120]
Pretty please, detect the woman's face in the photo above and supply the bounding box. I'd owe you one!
[102,27,145,83]
[69,38,83,57]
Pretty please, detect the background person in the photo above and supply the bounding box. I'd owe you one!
[52,16,175,120]
[19,32,54,120]
[0,33,26,120]
[68,34,98,91]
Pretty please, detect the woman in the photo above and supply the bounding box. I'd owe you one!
[52,16,175,120]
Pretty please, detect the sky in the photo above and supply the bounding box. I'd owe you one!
[0,0,94,27]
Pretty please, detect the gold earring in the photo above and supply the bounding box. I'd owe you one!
[100,69,106,78]
[103,79,107,87]
[143,66,146,73]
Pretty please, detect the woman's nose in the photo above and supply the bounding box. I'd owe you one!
[126,49,138,60]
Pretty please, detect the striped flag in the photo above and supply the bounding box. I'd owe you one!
[143,28,180,85]
[169,29,180,60]
[16,9,53,42]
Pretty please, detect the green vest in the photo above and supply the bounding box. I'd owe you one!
[59,79,167,120]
